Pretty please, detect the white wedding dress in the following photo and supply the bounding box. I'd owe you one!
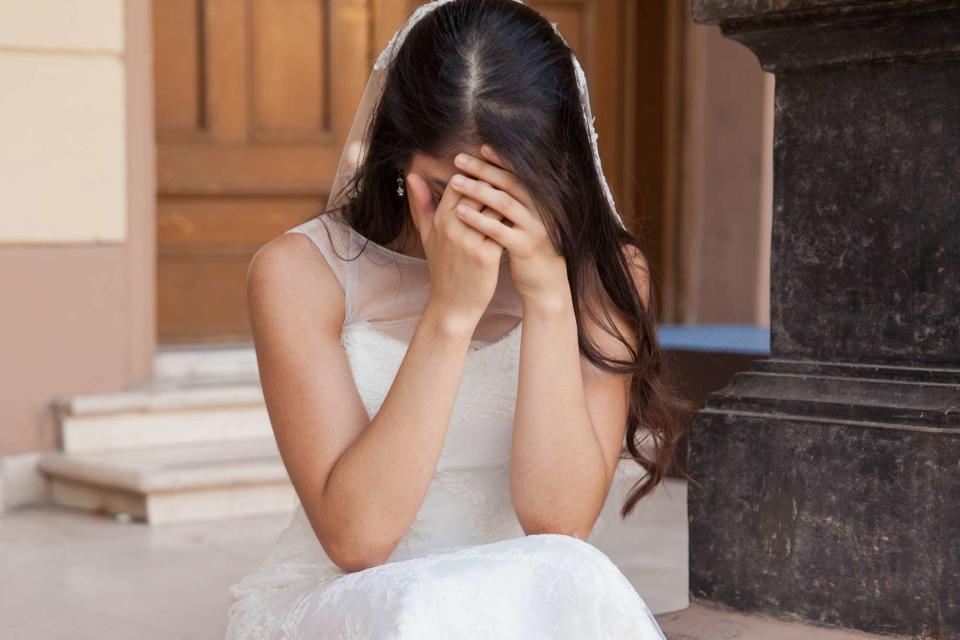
[225,211,666,639]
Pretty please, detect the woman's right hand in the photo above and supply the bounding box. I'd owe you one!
[406,171,504,330]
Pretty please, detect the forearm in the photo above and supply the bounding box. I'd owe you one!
[320,301,474,568]
[511,287,609,538]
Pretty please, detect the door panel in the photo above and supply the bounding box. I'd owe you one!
[250,0,328,137]
[154,0,370,344]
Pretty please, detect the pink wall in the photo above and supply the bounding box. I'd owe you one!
[678,23,772,325]
[0,0,156,455]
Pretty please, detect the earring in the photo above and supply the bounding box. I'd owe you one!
[396,171,405,197]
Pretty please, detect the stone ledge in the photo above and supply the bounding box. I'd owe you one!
[693,0,953,24]
[692,1,960,71]
[53,382,265,417]
[656,602,908,639]
[701,361,960,430]
[37,439,296,524]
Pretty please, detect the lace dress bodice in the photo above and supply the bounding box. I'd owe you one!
[230,211,572,597]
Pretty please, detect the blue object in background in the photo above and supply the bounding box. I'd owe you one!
[656,324,770,356]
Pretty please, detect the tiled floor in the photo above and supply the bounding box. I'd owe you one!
[0,474,688,639]
[0,472,899,640]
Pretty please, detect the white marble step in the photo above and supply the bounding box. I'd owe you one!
[152,344,259,383]
[54,383,271,453]
[38,439,297,524]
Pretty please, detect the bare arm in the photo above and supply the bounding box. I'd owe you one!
[247,234,482,572]
[442,145,653,539]
[313,297,477,570]
[510,246,651,538]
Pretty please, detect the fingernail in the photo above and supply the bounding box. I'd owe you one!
[452,174,465,186]
[455,153,468,166]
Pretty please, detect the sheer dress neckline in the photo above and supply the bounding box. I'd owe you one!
[346,318,524,354]
[357,234,428,263]
[287,213,522,345]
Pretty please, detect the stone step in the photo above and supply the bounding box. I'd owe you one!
[37,439,297,524]
[53,383,271,453]
[152,344,259,383]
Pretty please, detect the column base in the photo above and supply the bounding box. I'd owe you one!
[688,358,959,638]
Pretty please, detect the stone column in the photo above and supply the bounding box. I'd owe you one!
[686,2,960,638]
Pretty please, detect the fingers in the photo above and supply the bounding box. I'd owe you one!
[480,207,505,224]
[455,202,520,253]
[449,173,532,230]
[404,172,435,246]
[448,193,491,245]
[477,144,536,217]
[405,171,432,214]
[408,172,480,239]
[406,170,503,259]
[479,143,516,173]
[453,150,533,210]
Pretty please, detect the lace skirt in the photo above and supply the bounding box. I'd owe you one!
[225,532,665,640]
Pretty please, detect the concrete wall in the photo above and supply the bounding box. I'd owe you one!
[0,0,155,456]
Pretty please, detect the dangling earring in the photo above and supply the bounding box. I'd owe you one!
[396,171,405,197]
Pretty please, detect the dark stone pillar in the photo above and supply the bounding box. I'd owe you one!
[686,2,960,638]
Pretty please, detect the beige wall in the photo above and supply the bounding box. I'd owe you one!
[678,22,773,326]
[0,0,127,242]
[0,0,155,454]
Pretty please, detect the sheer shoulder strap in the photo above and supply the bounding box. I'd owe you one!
[282,211,522,343]
[283,213,356,324]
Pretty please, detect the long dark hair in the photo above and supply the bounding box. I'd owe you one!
[308,0,695,517]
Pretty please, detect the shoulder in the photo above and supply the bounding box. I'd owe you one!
[247,229,335,297]
[246,229,346,334]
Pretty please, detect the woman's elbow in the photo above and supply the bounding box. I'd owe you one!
[316,522,395,573]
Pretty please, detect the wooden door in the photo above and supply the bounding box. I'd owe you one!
[152,0,641,344]
[153,0,371,344]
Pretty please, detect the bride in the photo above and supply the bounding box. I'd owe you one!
[226,0,691,637]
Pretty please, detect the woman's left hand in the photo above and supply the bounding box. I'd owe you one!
[449,144,569,310]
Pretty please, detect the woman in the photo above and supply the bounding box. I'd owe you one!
[226,0,692,637]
